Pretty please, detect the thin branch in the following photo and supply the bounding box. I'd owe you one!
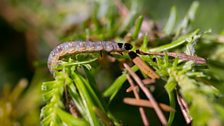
[124,63,167,126]
[124,98,175,112]
[176,92,192,124]
[137,50,206,64]
[126,74,149,126]
[126,78,155,93]
[142,78,156,85]
[126,85,138,93]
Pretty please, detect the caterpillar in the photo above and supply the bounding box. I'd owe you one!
[48,41,132,74]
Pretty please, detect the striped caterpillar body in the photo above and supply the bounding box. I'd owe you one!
[48,41,132,74]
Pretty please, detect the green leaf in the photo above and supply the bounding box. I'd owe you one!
[132,15,144,39]
[81,67,105,110]
[175,1,199,36]
[57,108,90,126]
[167,91,176,126]
[103,65,139,102]
[141,34,149,50]
[71,72,101,126]
[164,6,176,35]
[165,77,177,92]
[148,29,200,52]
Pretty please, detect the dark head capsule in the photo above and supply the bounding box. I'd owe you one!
[117,43,133,50]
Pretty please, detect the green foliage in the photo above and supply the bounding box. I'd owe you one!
[41,73,65,126]
[41,60,121,126]
[41,1,224,125]
[0,79,29,126]
[103,65,139,102]
[0,69,45,126]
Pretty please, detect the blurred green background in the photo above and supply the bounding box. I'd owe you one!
[143,0,224,32]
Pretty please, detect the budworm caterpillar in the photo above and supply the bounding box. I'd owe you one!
[48,41,132,73]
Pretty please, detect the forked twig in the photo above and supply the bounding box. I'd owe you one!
[126,74,149,126]
[124,63,167,126]
[126,78,155,93]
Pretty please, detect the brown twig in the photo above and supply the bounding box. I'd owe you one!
[126,74,149,126]
[126,78,155,93]
[142,78,156,85]
[133,57,160,79]
[129,51,160,79]
[124,63,167,126]
[137,50,206,64]
[126,85,139,93]
[64,85,80,117]
[124,98,175,112]
[176,92,192,124]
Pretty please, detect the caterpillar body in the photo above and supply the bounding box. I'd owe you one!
[48,41,132,73]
